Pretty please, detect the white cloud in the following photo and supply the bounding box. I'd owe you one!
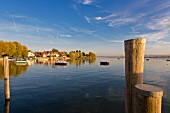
[80,0,93,5]
[95,17,102,20]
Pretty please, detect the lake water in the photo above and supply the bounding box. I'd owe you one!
[0,57,170,113]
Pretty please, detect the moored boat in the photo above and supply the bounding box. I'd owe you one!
[55,60,67,66]
[146,58,149,61]
[100,61,109,65]
[166,59,170,61]
[15,58,28,65]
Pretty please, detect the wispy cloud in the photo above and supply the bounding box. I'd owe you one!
[11,17,17,28]
[107,17,137,27]
[94,13,117,20]
[94,12,145,27]
[11,15,28,19]
[101,38,123,43]
[59,34,72,38]
[71,4,81,15]
[84,16,90,23]
[146,14,170,31]
[70,27,96,35]
[135,31,169,42]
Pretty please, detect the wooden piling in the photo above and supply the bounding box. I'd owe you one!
[124,38,146,113]
[3,56,10,100]
[135,84,163,113]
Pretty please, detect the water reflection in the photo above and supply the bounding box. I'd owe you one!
[35,58,96,67]
[68,58,96,66]
[0,62,28,79]
[4,100,10,113]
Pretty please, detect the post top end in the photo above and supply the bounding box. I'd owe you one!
[2,54,9,58]
[124,38,146,43]
[135,84,163,97]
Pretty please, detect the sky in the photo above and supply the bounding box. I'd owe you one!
[0,0,170,56]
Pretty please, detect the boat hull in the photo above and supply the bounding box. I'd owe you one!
[100,62,109,65]
[55,62,67,66]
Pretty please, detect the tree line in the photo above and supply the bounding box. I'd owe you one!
[0,40,28,58]
[69,50,96,59]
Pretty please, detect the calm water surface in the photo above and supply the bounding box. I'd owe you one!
[0,57,169,113]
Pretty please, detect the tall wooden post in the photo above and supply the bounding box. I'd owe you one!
[124,38,146,113]
[135,84,163,113]
[3,56,10,100]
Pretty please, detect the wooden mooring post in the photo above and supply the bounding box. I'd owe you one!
[3,56,10,100]
[135,84,163,113]
[124,38,146,113]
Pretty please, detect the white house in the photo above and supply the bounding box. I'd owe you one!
[28,50,35,57]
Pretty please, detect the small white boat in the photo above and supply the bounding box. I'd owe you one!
[16,58,28,65]
[55,60,67,66]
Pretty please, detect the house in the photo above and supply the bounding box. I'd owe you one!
[42,51,60,57]
[28,50,35,57]
[59,51,67,58]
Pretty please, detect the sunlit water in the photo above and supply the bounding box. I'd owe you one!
[0,57,169,113]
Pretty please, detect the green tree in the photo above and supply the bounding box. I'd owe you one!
[82,52,86,56]
[79,51,83,58]
[69,52,76,59]
[22,45,28,58]
[0,41,3,57]
[2,41,9,55]
[8,42,16,57]
[89,52,96,59]
[52,48,59,52]
[13,42,23,58]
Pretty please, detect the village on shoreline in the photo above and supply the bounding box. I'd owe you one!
[0,40,96,62]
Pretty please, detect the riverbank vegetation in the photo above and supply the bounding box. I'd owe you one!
[0,40,28,58]
[69,50,96,59]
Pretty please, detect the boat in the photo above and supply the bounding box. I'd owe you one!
[166,59,170,61]
[145,55,150,61]
[55,60,67,66]
[15,58,28,65]
[146,58,149,61]
[100,62,109,65]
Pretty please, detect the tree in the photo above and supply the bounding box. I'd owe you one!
[8,42,16,57]
[0,41,3,57]
[2,41,9,55]
[89,52,96,58]
[82,52,86,56]
[22,45,28,58]
[52,48,59,52]
[69,52,76,59]
[13,42,23,58]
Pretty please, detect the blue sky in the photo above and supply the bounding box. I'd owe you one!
[0,0,170,56]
